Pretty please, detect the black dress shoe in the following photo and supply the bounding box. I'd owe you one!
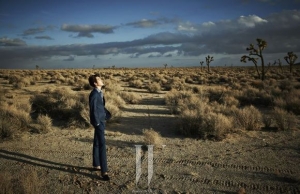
[101,172,110,181]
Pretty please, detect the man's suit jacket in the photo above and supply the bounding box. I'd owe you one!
[89,88,106,127]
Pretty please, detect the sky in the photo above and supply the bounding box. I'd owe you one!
[0,0,300,69]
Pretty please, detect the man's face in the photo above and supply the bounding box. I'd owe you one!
[94,76,104,87]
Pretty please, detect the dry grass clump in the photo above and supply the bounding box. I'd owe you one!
[0,100,32,140]
[235,85,273,106]
[143,128,163,146]
[232,105,262,130]
[120,91,142,104]
[129,79,144,88]
[147,82,161,93]
[104,79,123,94]
[0,169,45,194]
[30,87,89,128]
[0,171,13,194]
[178,101,233,140]
[166,87,233,140]
[36,114,52,133]
[274,89,300,115]
[272,107,297,130]
[165,89,194,114]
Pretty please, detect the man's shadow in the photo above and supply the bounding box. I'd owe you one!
[0,149,104,180]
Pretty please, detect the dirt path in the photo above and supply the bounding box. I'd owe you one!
[1,87,300,193]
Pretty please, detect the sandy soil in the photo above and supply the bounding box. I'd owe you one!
[1,81,300,194]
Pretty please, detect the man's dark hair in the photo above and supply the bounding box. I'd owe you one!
[88,74,100,87]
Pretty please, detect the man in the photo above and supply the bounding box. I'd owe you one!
[88,74,110,181]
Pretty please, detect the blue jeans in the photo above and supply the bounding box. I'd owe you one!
[93,121,108,173]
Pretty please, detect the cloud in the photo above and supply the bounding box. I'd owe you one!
[61,24,116,38]
[0,37,27,46]
[126,19,161,28]
[0,10,299,68]
[63,55,75,61]
[238,15,268,27]
[34,35,53,40]
[125,17,177,28]
[21,27,45,36]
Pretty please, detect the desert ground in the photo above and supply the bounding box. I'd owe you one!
[0,67,300,194]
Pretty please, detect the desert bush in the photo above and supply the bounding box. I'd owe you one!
[2,104,31,130]
[0,104,31,140]
[105,102,122,123]
[232,105,262,130]
[165,89,194,114]
[274,90,300,115]
[272,107,297,130]
[106,91,126,108]
[104,79,123,94]
[262,114,273,129]
[0,119,16,140]
[202,112,233,140]
[19,169,44,194]
[236,86,273,106]
[178,103,232,140]
[143,128,163,146]
[222,95,240,107]
[0,171,13,194]
[36,114,52,133]
[129,79,144,88]
[120,91,142,104]
[283,89,300,115]
[30,88,89,128]
[251,80,264,89]
[278,79,293,91]
[147,82,161,93]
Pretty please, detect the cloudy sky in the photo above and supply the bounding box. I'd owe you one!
[0,0,299,69]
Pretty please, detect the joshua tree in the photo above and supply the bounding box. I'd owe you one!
[36,65,39,70]
[200,61,204,71]
[241,38,267,80]
[163,64,168,69]
[205,55,213,72]
[284,52,298,73]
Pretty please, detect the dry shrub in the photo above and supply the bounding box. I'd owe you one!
[105,102,122,123]
[237,86,272,106]
[104,79,123,94]
[129,79,144,88]
[274,90,300,115]
[222,95,240,107]
[0,119,16,140]
[262,114,273,129]
[36,114,52,133]
[279,79,293,91]
[0,104,31,132]
[120,91,142,104]
[106,91,126,108]
[251,79,264,89]
[19,170,43,194]
[204,112,233,140]
[30,88,89,128]
[283,89,300,115]
[179,103,232,140]
[272,107,297,130]
[80,108,90,125]
[0,171,13,194]
[147,82,161,93]
[143,128,162,146]
[165,89,194,114]
[232,105,262,130]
